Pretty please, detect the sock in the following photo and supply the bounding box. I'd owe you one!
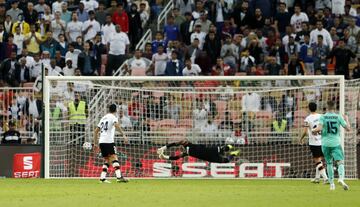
[112,160,122,179]
[320,169,328,180]
[338,163,345,181]
[327,162,334,184]
[315,162,321,179]
[317,161,328,180]
[100,163,109,180]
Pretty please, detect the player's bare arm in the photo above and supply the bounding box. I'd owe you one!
[93,127,100,147]
[343,114,351,132]
[312,124,323,134]
[115,122,128,144]
[299,126,308,145]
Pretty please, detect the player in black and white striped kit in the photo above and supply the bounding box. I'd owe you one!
[300,102,328,184]
[94,104,129,183]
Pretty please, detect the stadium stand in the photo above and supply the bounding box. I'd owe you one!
[0,0,360,144]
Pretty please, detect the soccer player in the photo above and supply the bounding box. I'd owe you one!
[157,139,240,163]
[312,100,351,190]
[94,104,129,183]
[300,102,328,184]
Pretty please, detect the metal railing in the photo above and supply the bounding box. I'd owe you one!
[157,0,174,31]
[0,87,39,144]
[136,29,152,51]
[113,62,127,76]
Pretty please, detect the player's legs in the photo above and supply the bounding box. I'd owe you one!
[322,146,335,189]
[100,157,110,183]
[109,154,128,183]
[312,157,321,182]
[310,146,327,182]
[332,145,348,190]
[99,143,111,183]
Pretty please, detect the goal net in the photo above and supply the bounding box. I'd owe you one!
[44,76,358,179]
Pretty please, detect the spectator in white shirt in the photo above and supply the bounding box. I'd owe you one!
[80,0,99,12]
[34,0,46,13]
[282,25,296,46]
[51,11,66,41]
[41,51,51,67]
[50,80,65,98]
[52,0,63,14]
[151,44,168,76]
[82,10,100,42]
[119,110,133,129]
[43,5,54,21]
[65,43,81,68]
[63,82,75,104]
[63,58,76,76]
[201,119,218,136]
[242,92,261,112]
[125,49,151,76]
[33,68,47,92]
[216,81,234,101]
[101,14,116,45]
[106,24,130,75]
[309,20,333,50]
[290,5,309,32]
[139,3,149,29]
[13,26,25,55]
[30,53,42,81]
[182,58,201,76]
[66,12,83,43]
[193,101,208,130]
[190,24,206,50]
[47,58,63,76]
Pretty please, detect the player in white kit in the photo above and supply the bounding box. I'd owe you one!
[300,102,328,184]
[94,104,129,183]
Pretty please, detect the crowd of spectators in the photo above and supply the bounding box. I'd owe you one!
[1,0,360,144]
[125,0,360,79]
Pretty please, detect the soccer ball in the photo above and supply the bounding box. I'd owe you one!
[82,142,92,150]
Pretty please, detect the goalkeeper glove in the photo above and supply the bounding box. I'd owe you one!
[159,153,169,160]
[157,146,167,155]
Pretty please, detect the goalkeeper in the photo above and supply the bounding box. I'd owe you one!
[157,139,240,163]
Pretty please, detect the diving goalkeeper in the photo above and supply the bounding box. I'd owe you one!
[157,139,240,163]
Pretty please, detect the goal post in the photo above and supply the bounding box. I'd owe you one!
[44,75,356,179]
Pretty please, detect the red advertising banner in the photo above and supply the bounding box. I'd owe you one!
[13,153,41,178]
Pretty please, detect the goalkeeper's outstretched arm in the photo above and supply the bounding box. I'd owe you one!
[157,139,189,154]
[159,153,187,160]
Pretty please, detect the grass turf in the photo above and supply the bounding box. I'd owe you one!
[0,179,359,207]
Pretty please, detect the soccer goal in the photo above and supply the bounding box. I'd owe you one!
[43,76,358,179]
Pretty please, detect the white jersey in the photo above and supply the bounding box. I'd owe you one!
[304,113,321,146]
[97,113,118,144]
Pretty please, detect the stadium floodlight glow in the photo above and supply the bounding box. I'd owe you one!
[44,75,357,179]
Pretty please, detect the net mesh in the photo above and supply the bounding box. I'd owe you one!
[46,78,358,178]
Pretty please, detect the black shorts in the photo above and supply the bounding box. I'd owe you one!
[309,145,323,158]
[99,143,116,157]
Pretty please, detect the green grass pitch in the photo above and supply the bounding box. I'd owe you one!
[1,179,360,207]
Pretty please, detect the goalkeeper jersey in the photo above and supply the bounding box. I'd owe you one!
[319,112,347,147]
